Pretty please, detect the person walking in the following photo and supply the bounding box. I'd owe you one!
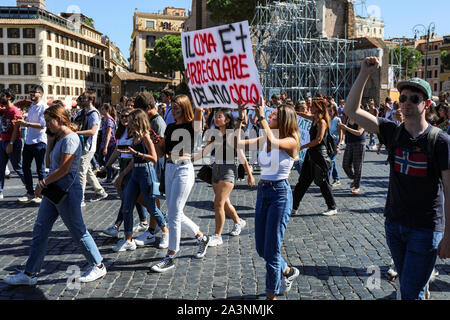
[75,90,108,206]
[0,88,27,200]
[339,117,367,195]
[15,85,48,204]
[112,109,169,252]
[98,103,117,184]
[3,104,106,286]
[149,94,210,273]
[192,108,255,247]
[102,107,149,238]
[236,98,300,300]
[328,103,343,187]
[344,56,450,300]
[292,97,338,216]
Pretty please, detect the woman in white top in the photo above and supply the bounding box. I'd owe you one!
[236,96,300,300]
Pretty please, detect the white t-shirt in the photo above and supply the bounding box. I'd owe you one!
[25,100,48,145]
[117,128,133,159]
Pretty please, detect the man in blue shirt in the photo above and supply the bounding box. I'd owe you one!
[162,89,175,125]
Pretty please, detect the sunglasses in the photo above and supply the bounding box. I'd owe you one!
[399,94,422,104]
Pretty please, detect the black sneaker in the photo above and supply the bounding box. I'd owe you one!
[194,235,210,259]
[151,256,175,273]
[279,267,299,294]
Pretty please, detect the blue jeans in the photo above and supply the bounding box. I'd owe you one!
[115,168,147,226]
[25,182,103,274]
[385,221,443,300]
[329,153,340,182]
[121,164,166,237]
[0,140,26,194]
[255,179,292,295]
[23,142,47,195]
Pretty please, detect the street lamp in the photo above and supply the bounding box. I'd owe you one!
[413,22,436,81]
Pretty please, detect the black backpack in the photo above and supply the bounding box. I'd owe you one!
[73,108,100,132]
[387,123,442,182]
[325,128,337,158]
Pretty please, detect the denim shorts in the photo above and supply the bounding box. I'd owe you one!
[212,163,237,184]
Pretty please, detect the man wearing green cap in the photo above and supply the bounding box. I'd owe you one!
[344,57,450,300]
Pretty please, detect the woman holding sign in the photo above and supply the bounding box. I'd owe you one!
[236,97,300,300]
[149,95,211,273]
[292,97,338,216]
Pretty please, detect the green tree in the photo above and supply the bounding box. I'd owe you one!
[441,50,450,70]
[207,0,259,24]
[145,35,185,79]
[390,46,424,77]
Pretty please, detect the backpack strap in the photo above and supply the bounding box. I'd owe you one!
[426,126,442,182]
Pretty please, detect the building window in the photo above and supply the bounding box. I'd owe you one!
[24,84,35,94]
[146,36,156,49]
[435,57,439,66]
[23,28,35,38]
[9,84,21,94]
[60,49,64,60]
[434,83,438,92]
[66,68,70,79]
[67,87,70,96]
[61,86,65,95]
[0,28,3,38]
[0,43,3,55]
[66,50,69,61]
[48,85,53,95]
[0,63,4,75]
[75,53,78,63]
[24,63,37,75]
[55,48,59,59]
[0,84,4,91]
[56,86,60,95]
[8,43,21,55]
[47,45,52,57]
[96,59,100,68]
[8,63,21,75]
[427,58,431,66]
[70,52,74,62]
[48,65,52,76]
[56,34,59,43]
[7,28,20,38]
[146,20,155,29]
[23,43,36,55]
[47,31,51,41]
[435,70,438,78]
[56,66,60,77]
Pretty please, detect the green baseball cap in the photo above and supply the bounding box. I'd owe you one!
[397,78,432,100]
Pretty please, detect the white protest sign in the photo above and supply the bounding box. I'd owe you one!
[182,21,263,109]
[297,115,312,162]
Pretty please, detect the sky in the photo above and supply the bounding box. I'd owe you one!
[4,0,450,59]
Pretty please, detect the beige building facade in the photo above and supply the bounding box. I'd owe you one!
[129,7,187,85]
[0,1,106,107]
[354,16,385,39]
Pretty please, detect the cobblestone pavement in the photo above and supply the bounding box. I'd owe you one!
[0,148,449,300]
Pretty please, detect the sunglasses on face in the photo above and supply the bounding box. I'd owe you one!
[399,94,422,104]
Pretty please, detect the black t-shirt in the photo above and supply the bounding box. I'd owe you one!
[345,121,366,144]
[164,121,195,155]
[378,118,450,232]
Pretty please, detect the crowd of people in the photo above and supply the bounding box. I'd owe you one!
[1,56,450,301]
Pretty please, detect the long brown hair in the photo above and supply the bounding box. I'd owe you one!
[277,104,301,157]
[128,109,150,140]
[44,104,78,132]
[312,97,330,128]
[172,94,194,122]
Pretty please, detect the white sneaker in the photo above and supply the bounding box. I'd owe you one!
[208,234,223,247]
[134,231,156,247]
[78,264,107,283]
[17,193,34,203]
[322,209,338,216]
[90,191,108,202]
[0,193,4,200]
[81,201,86,208]
[230,219,246,236]
[3,271,37,286]
[133,222,149,233]
[32,197,42,204]
[280,267,300,294]
[158,232,169,249]
[112,239,137,252]
[103,226,119,238]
